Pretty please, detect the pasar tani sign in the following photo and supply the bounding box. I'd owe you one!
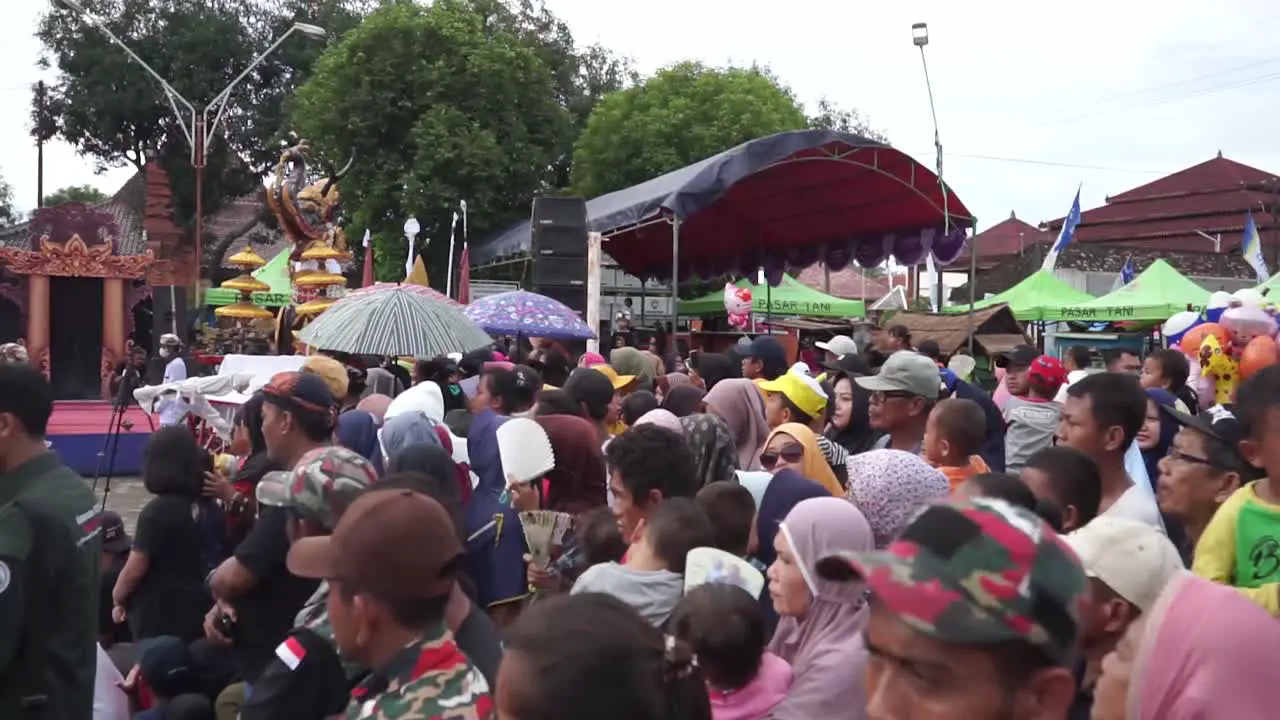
[752,297,833,315]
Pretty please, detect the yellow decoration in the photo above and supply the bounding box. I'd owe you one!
[1199,334,1239,405]
[406,255,430,287]
[215,302,274,320]
[300,242,346,262]
[296,297,338,316]
[293,272,347,288]
[220,274,271,294]
[226,248,267,268]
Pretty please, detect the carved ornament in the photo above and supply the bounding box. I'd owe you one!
[0,234,155,279]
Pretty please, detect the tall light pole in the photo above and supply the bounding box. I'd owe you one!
[56,0,325,306]
[912,22,969,348]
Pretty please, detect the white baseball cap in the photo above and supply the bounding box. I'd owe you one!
[1065,516,1183,612]
[816,334,859,357]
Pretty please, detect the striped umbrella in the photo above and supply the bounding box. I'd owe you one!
[345,281,464,309]
[297,285,491,357]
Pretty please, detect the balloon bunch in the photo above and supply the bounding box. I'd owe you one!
[723,283,753,330]
[1162,288,1278,406]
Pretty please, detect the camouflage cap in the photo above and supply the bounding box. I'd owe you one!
[256,446,378,530]
[815,497,1087,666]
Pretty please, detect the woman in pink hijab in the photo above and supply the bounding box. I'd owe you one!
[766,497,873,719]
[1092,570,1280,719]
[704,378,770,471]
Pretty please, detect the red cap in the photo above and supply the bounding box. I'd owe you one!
[1028,356,1068,390]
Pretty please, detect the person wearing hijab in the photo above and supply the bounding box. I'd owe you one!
[537,414,608,514]
[680,414,741,488]
[1092,571,1280,720]
[689,352,735,391]
[705,378,770,472]
[823,367,882,456]
[633,408,683,432]
[466,408,528,623]
[385,380,445,423]
[355,393,392,424]
[387,443,467,544]
[761,424,842,496]
[766,497,873,719]
[846,449,949,549]
[336,410,382,473]
[662,384,706,418]
[610,346,656,391]
[1139,388,1178,493]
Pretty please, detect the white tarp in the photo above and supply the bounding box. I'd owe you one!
[131,354,308,439]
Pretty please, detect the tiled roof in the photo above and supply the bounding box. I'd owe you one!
[954,212,1049,268]
[794,264,890,299]
[0,169,147,255]
[1042,154,1280,253]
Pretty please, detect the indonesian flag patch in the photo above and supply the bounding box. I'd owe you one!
[275,636,306,671]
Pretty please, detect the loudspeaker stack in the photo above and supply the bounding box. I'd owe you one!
[530,197,589,316]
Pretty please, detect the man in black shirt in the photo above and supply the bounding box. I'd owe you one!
[206,372,334,689]
[97,511,133,648]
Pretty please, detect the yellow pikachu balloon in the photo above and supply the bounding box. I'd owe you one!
[1199,334,1239,404]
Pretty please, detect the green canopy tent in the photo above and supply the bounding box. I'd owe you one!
[206,249,294,307]
[943,269,1094,321]
[1046,259,1209,322]
[678,274,866,318]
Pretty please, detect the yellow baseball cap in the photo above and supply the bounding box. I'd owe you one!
[590,365,637,391]
[757,371,828,419]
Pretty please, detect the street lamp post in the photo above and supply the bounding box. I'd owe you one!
[56,0,325,305]
[1193,229,1223,253]
[402,218,420,281]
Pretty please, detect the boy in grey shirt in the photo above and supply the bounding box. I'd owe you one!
[1004,355,1069,473]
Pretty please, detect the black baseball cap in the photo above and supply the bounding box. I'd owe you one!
[742,336,787,375]
[1160,404,1260,478]
[100,510,131,554]
[821,353,873,378]
[998,344,1040,369]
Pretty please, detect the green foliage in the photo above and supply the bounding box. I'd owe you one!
[0,175,16,227]
[43,184,109,207]
[35,0,372,271]
[569,62,809,199]
[290,0,627,284]
[806,97,888,142]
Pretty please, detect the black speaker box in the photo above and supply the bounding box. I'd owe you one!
[532,196,587,228]
[532,255,588,287]
[537,284,588,317]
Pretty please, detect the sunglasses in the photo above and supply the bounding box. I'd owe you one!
[760,443,804,470]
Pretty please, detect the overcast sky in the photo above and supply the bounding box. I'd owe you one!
[6,0,1280,240]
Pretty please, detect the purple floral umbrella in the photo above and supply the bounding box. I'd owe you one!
[463,291,597,340]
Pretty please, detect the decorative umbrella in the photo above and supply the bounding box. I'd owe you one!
[297,285,492,357]
[345,281,463,309]
[464,290,596,340]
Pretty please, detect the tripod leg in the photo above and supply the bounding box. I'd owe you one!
[91,403,126,494]
[99,404,130,511]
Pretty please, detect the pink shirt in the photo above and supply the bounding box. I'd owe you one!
[708,652,792,720]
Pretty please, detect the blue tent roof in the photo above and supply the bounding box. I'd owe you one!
[472,129,972,277]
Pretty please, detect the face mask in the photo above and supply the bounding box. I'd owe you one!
[159,348,171,358]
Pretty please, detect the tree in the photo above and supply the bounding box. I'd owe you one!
[35,0,372,273]
[43,184,109,207]
[290,0,626,282]
[806,97,888,142]
[0,175,16,227]
[570,62,810,199]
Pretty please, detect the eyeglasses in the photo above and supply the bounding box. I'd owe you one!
[1166,447,1216,467]
[760,443,804,470]
[869,390,916,405]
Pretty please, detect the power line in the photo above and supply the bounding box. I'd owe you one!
[922,151,1168,174]
[1047,66,1280,127]
[1057,56,1280,113]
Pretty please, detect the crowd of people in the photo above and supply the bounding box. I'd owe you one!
[3,326,1280,720]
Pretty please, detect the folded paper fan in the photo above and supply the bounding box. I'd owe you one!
[519,510,574,569]
[684,547,765,598]
[497,417,554,487]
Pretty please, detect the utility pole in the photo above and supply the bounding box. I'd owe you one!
[35,81,46,209]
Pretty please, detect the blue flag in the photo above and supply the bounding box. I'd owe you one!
[1242,211,1269,283]
[1042,186,1082,272]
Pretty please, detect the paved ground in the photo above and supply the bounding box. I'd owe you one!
[90,476,150,531]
